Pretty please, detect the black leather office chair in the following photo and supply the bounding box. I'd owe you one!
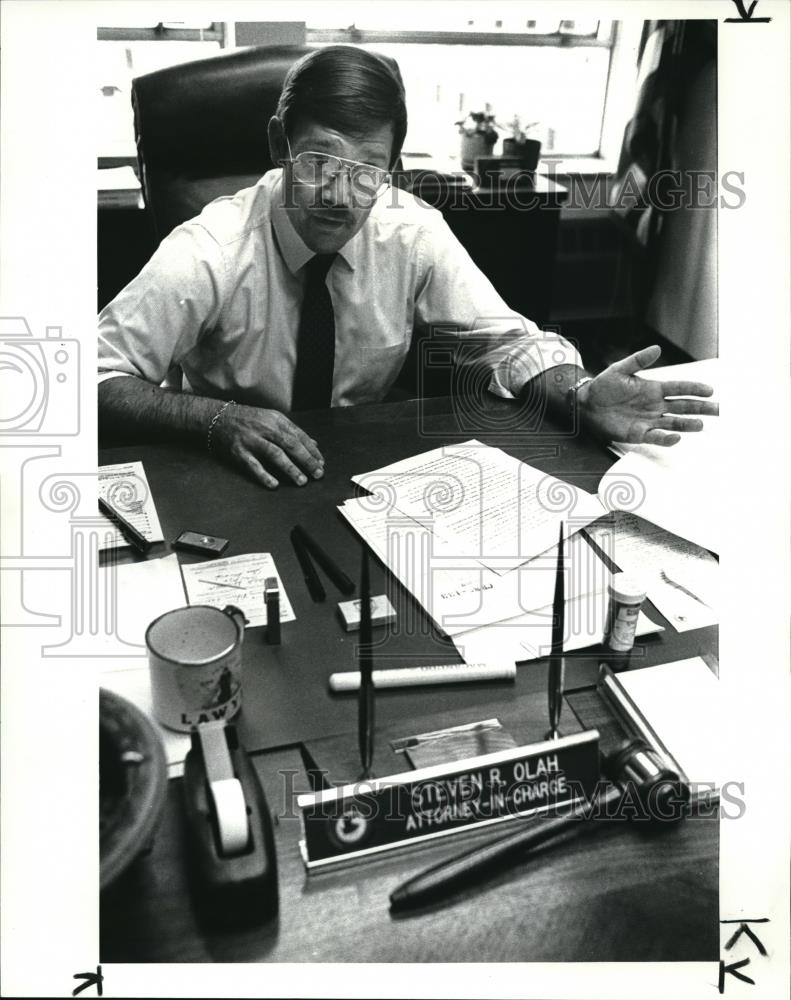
[132,45,314,242]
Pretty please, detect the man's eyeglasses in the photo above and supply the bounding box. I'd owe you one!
[284,140,391,201]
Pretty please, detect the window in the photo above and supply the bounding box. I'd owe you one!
[97,12,633,168]
[307,15,616,158]
[97,22,225,161]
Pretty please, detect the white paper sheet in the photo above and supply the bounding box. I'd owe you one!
[180,552,295,628]
[352,439,606,573]
[97,554,191,766]
[617,656,723,791]
[452,594,662,667]
[340,497,609,636]
[94,553,187,659]
[603,359,720,553]
[98,460,164,550]
[586,511,718,632]
[599,448,720,555]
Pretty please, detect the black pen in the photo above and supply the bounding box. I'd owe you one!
[547,523,565,740]
[98,496,152,554]
[389,785,623,912]
[358,546,374,779]
[292,524,355,595]
[290,527,326,602]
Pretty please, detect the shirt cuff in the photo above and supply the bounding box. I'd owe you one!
[487,331,584,399]
[98,369,136,385]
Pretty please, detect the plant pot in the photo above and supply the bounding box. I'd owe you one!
[502,137,542,172]
[460,133,496,172]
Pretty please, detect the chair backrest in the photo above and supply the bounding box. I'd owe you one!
[132,45,313,241]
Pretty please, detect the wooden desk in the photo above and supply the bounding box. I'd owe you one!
[100,395,718,963]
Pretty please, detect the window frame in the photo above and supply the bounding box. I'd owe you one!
[96,19,636,174]
[97,22,226,44]
[305,22,623,165]
[305,27,613,48]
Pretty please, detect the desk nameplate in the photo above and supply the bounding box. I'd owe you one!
[298,729,599,870]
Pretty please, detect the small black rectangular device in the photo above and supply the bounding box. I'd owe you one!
[172,530,229,556]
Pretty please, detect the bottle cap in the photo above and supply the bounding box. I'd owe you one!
[608,572,647,604]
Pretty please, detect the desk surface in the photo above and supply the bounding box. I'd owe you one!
[100,395,718,964]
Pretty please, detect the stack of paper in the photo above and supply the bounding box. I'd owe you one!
[351,440,606,571]
[343,441,662,665]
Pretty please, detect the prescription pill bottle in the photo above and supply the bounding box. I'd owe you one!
[604,573,647,653]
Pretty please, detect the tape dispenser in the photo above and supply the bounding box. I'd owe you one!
[182,720,278,919]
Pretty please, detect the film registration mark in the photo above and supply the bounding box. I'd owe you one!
[297,730,600,869]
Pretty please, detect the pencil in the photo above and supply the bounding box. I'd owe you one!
[98,496,152,554]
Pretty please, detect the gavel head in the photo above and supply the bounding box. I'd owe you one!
[604,737,691,824]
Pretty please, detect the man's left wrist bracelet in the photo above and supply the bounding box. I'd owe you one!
[207,399,235,452]
[566,376,593,422]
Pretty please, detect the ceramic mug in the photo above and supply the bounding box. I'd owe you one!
[146,604,246,732]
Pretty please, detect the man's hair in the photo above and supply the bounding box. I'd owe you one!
[276,46,407,167]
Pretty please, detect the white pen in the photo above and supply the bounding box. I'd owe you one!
[328,662,516,692]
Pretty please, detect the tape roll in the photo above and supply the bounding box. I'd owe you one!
[210,777,249,856]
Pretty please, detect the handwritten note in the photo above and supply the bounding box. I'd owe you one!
[586,511,718,632]
[180,552,295,627]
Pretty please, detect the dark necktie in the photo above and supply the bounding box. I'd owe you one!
[292,253,337,410]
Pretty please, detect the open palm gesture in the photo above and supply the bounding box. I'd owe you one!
[581,345,718,446]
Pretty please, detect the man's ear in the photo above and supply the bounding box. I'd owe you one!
[268,116,289,166]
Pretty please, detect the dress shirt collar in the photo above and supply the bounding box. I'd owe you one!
[268,170,361,274]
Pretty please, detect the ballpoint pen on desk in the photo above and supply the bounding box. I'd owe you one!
[357,546,375,780]
[98,496,152,554]
[290,527,326,602]
[292,524,356,596]
[546,523,565,740]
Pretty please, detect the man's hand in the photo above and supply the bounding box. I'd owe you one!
[579,345,718,447]
[212,403,325,488]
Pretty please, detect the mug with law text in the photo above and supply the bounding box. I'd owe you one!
[146,604,245,732]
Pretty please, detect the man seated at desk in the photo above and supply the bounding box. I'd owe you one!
[98,46,717,489]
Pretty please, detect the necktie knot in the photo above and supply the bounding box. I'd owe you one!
[305,253,337,283]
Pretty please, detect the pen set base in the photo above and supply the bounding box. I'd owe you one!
[302,698,585,788]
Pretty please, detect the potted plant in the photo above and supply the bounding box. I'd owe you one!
[456,108,499,171]
[501,115,542,171]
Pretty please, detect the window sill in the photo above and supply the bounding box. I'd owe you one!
[539,155,617,177]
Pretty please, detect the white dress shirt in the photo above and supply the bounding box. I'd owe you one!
[98,170,582,410]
